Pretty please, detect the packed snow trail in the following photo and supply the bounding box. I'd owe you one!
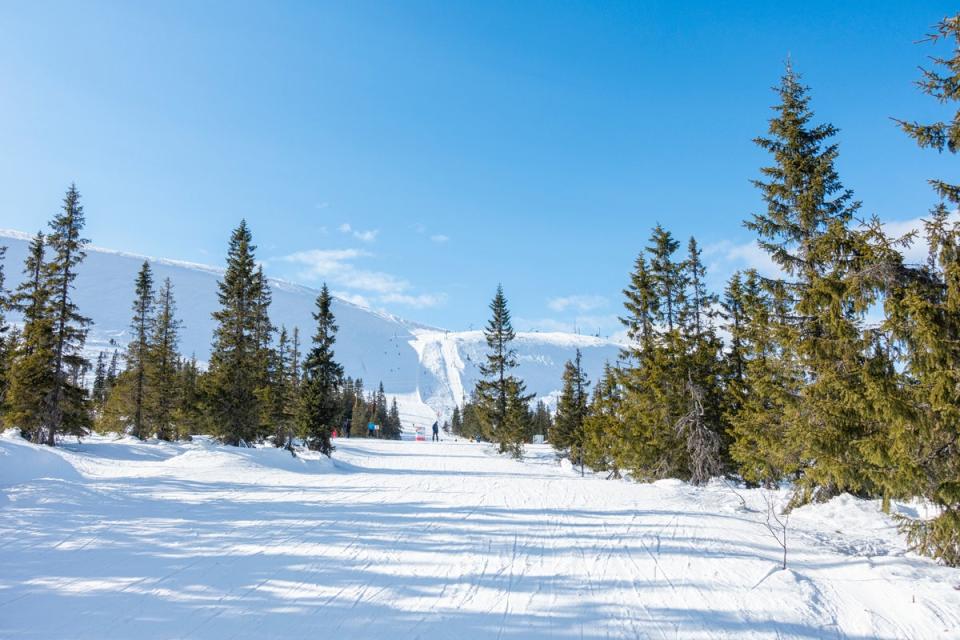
[1,434,959,639]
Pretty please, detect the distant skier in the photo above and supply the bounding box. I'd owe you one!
[432,421,440,442]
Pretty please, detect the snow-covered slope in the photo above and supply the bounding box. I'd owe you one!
[1,432,958,639]
[0,230,622,426]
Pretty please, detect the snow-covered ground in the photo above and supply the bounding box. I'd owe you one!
[1,432,958,639]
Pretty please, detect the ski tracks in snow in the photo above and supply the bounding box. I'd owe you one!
[2,436,960,639]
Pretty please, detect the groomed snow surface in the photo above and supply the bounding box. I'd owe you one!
[1,432,958,639]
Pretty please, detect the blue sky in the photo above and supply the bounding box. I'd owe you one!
[0,1,955,335]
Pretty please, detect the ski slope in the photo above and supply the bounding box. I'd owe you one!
[1,432,959,639]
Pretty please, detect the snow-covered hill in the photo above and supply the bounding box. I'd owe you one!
[0,230,622,427]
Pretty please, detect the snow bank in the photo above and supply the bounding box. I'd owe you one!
[0,431,82,488]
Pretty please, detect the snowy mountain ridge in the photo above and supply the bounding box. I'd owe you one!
[0,230,623,427]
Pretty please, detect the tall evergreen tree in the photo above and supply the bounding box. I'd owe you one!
[617,227,689,480]
[0,245,8,410]
[298,284,343,454]
[43,185,91,444]
[5,233,56,440]
[174,355,205,437]
[450,405,463,435]
[530,400,552,440]
[552,349,590,473]
[348,378,366,437]
[290,326,301,388]
[351,394,369,438]
[146,278,181,440]
[252,266,275,440]
[884,16,960,566]
[206,220,263,445]
[473,285,531,458]
[676,237,726,484]
[385,397,402,439]
[726,272,802,485]
[895,15,960,206]
[265,326,291,447]
[582,363,623,476]
[745,64,882,502]
[128,261,155,439]
[374,382,388,428]
[91,351,107,411]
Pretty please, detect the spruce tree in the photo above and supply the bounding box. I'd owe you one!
[44,185,92,443]
[460,396,483,441]
[5,233,56,440]
[450,405,463,436]
[552,349,590,473]
[91,351,107,412]
[286,326,302,444]
[252,266,275,440]
[0,245,8,411]
[374,382,388,428]
[266,326,292,447]
[386,397,402,439]
[128,261,155,439]
[676,237,726,484]
[883,208,960,565]
[206,220,263,445]
[895,14,960,206]
[745,64,882,502]
[290,326,301,387]
[726,272,802,485]
[349,379,366,437]
[1,326,21,415]
[146,278,181,440]
[582,363,623,476]
[885,16,960,565]
[106,348,120,390]
[298,284,343,454]
[618,227,689,480]
[473,285,532,458]
[351,395,369,438]
[174,355,205,437]
[530,401,552,440]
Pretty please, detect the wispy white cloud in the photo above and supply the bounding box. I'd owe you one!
[354,229,379,242]
[280,248,402,293]
[430,234,449,244]
[547,294,608,313]
[332,291,372,309]
[882,210,960,264]
[380,292,447,308]
[279,248,445,310]
[703,239,782,280]
[338,222,379,243]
